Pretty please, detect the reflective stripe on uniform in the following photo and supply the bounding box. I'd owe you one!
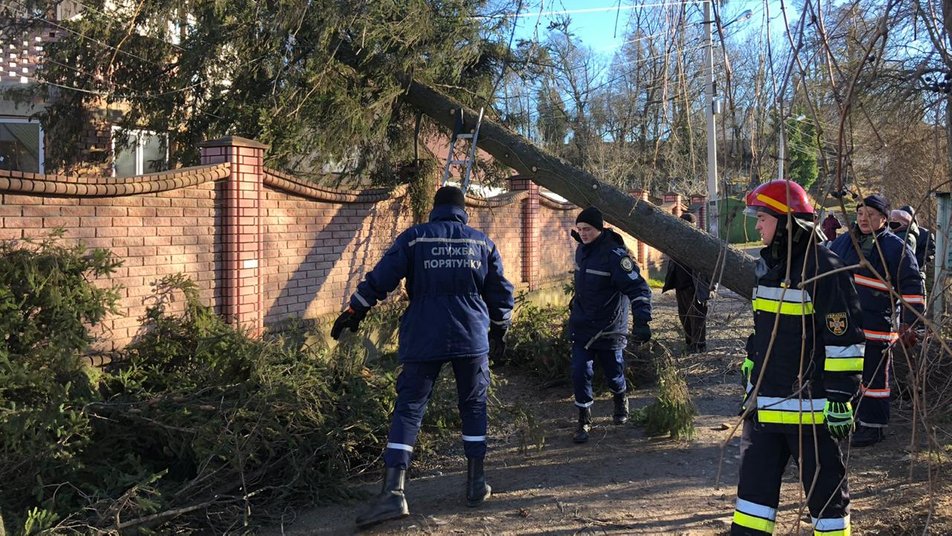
[861,387,891,399]
[386,442,413,452]
[462,434,486,442]
[752,286,814,315]
[733,498,776,534]
[353,291,371,308]
[755,396,826,425]
[755,286,812,303]
[753,298,814,315]
[575,400,594,408]
[824,357,864,372]
[854,274,889,291]
[902,294,925,305]
[864,329,898,342]
[824,344,865,372]
[813,515,851,536]
[586,269,611,276]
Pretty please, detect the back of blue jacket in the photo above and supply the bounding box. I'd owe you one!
[569,229,652,350]
[348,204,514,362]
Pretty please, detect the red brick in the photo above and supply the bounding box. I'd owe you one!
[96,206,128,217]
[3,194,42,205]
[4,217,43,228]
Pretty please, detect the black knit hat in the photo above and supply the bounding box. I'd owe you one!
[433,186,466,208]
[576,206,604,230]
[857,194,890,217]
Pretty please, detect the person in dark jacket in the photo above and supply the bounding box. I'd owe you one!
[899,204,936,286]
[331,186,515,529]
[731,180,866,536]
[889,208,918,257]
[568,206,652,443]
[829,194,925,447]
[821,212,842,242]
[662,212,711,353]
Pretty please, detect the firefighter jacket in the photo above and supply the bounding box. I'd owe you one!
[347,204,514,362]
[569,229,652,350]
[829,226,925,340]
[745,231,866,430]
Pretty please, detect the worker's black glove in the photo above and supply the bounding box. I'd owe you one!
[489,324,508,363]
[631,320,651,344]
[330,307,366,340]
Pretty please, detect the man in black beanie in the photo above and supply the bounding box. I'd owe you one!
[567,206,652,443]
[332,185,514,528]
[830,193,925,447]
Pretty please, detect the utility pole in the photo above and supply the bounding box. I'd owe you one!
[704,0,719,239]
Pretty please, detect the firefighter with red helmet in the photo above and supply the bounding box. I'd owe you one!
[731,180,866,536]
[828,195,925,447]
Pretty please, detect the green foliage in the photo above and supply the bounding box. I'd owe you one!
[785,113,820,191]
[16,0,514,180]
[501,293,572,387]
[0,252,458,533]
[636,351,696,440]
[0,232,121,533]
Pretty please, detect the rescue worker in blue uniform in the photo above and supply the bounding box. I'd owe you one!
[829,194,925,447]
[568,206,652,443]
[732,180,866,536]
[331,186,514,529]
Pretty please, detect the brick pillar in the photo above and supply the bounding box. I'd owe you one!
[691,195,708,232]
[510,176,540,290]
[199,136,269,334]
[631,189,649,268]
[664,192,683,217]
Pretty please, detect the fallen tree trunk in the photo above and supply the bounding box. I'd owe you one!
[399,78,758,298]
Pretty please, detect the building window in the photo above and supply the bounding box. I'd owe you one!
[0,118,43,173]
[112,128,167,177]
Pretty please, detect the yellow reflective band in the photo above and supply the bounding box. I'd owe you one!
[756,193,791,214]
[814,527,850,536]
[824,357,864,372]
[733,511,775,534]
[757,409,825,425]
[753,298,815,315]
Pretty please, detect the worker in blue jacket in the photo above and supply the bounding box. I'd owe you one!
[829,194,925,447]
[568,206,652,443]
[331,186,514,529]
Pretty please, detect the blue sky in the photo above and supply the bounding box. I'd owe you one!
[508,0,775,59]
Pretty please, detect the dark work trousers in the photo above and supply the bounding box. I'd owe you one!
[383,355,490,470]
[675,288,707,350]
[571,343,626,408]
[731,419,850,535]
[856,341,891,428]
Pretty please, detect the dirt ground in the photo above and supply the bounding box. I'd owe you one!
[266,290,952,536]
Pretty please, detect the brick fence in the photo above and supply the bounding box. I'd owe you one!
[0,136,692,348]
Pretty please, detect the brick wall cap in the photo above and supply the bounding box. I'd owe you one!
[200,136,270,150]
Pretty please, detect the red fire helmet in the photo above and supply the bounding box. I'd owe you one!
[744,180,816,218]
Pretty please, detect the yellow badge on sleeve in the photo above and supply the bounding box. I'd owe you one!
[826,312,847,336]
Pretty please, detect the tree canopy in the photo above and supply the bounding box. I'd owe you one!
[7,0,519,179]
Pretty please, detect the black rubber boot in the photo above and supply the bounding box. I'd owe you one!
[850,425,885,448]
[613,393,629,425]
[355,467,409,529]
[573,406,592,444]
[465,457,491,507]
